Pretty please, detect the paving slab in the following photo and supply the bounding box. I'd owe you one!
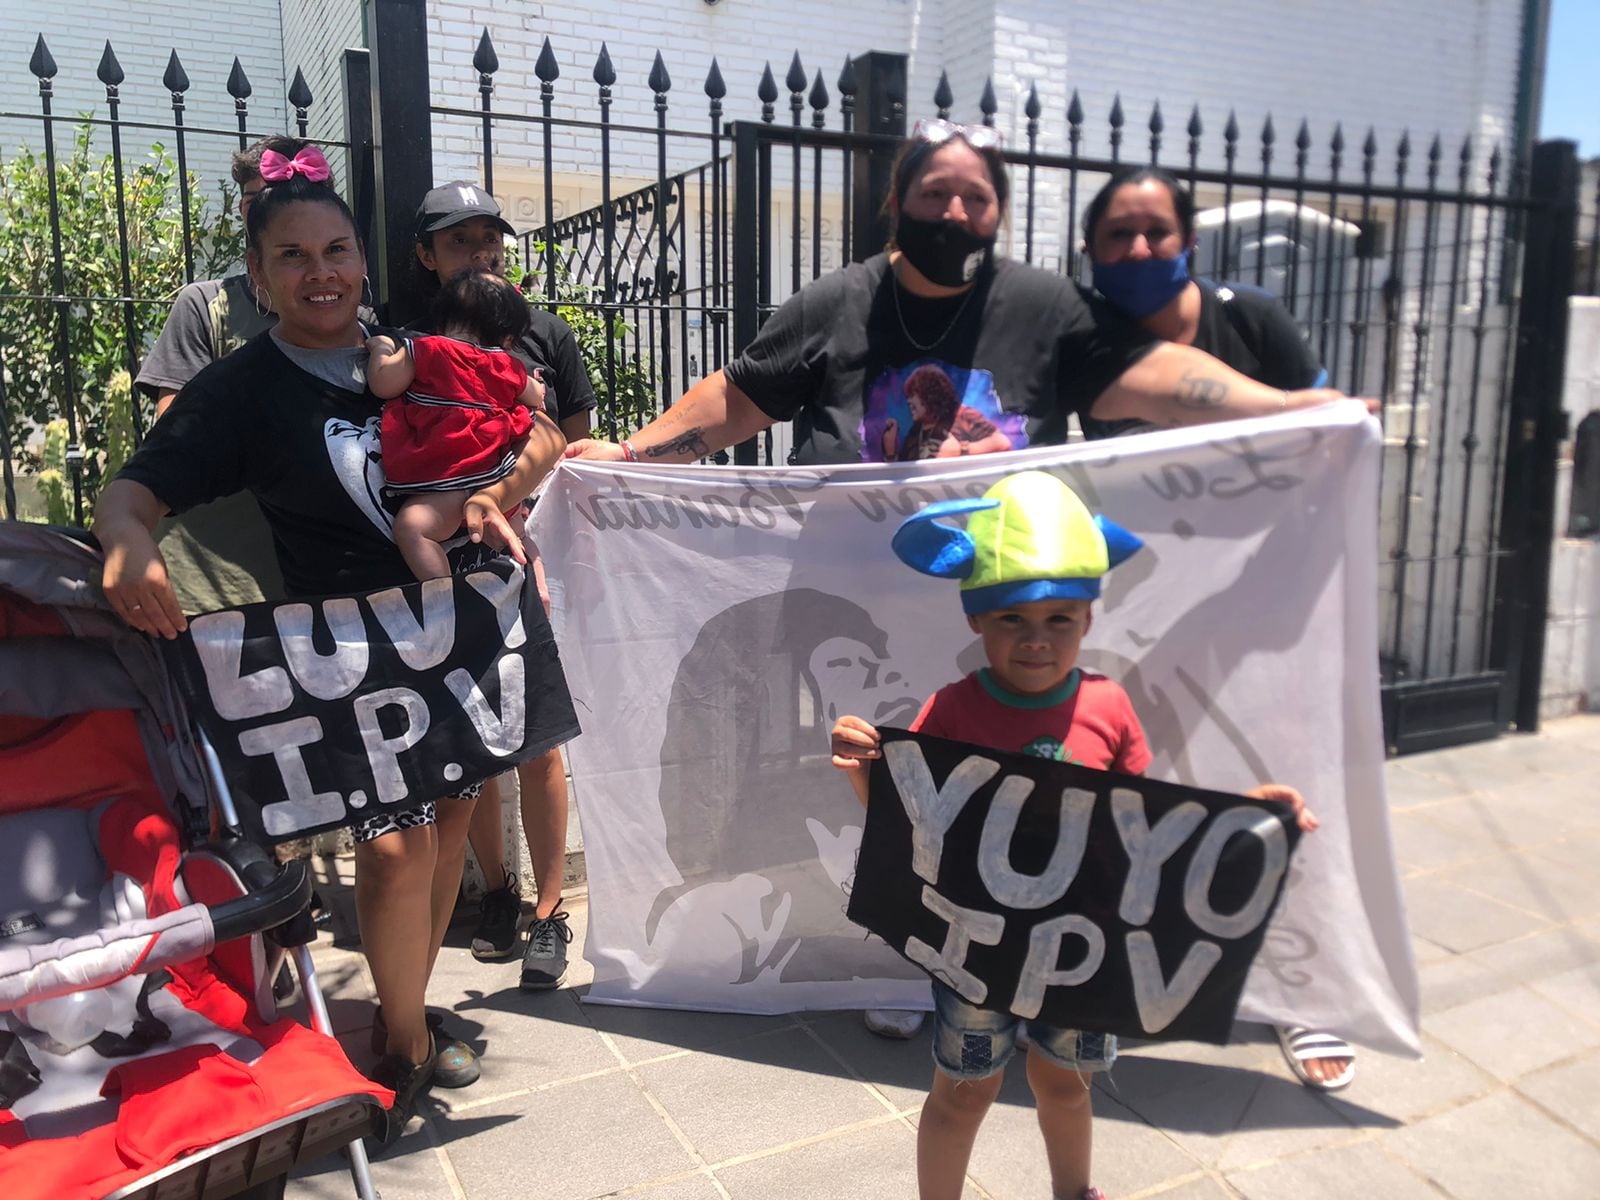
[714,1117,968,1199]
[1515,1051,1600,1147]
[1400,875,1553,953]
[1329,1034,1497,1125]
[1381,1090,1600,1200]
[441,1070,702,1200]
[1223,1139,1439,1200]
[634,1025,894,1164]
[1424,986,1600,1082]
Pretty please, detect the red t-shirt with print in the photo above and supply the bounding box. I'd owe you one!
[909,668,1151,773]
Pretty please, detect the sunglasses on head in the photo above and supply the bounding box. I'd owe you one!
[912,118,1005,151]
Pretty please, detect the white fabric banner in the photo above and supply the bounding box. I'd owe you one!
[529,405,1421,1056]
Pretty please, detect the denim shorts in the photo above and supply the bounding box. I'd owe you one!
[931,981,1117,1081]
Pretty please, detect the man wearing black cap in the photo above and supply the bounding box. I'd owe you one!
[410,182,596,1017]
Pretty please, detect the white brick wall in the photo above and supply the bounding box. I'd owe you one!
[1,1,289,192]
[280,0,365,145]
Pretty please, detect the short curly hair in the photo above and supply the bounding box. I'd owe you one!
[904,364,960,426]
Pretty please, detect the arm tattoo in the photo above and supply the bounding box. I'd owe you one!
[1176,369,1230,411]
[644,427,712,459]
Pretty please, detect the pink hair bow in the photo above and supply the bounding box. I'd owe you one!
[258,146,331,183]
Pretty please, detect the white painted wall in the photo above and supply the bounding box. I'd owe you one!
[1542,297,1600,719]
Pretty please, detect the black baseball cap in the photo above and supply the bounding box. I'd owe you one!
[414,182,516,238]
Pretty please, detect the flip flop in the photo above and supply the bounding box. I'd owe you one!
[1276,1025,1356,1091]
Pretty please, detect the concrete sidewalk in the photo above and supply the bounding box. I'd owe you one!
[289,715,1600,1200]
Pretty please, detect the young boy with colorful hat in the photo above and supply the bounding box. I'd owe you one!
[830,470,1315,1200]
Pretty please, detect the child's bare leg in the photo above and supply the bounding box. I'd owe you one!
[917,1067,1004,1200]
[395,491,472,580]
[1026,1051,1095,1199]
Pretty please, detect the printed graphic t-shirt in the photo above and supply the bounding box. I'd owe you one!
[118,332,421,597]
[725,254,1156,465]
[910,668,1152,774]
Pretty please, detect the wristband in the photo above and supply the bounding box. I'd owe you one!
[620,440,639,463]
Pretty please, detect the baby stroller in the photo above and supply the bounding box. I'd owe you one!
[0,521,388,1199]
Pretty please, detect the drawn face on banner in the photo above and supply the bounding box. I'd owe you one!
[644,589,937,987]
[858,360,1026,464]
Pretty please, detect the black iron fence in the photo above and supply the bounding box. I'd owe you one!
[0,19,1587,754]
[0,33,368,529]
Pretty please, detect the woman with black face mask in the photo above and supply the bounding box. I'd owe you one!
[566,120,1362,470]
[1079,165,1329,441]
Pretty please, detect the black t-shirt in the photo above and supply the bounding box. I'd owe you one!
[119,332,461,597]
[1080,281,1323,439]
[724,254,1155,466]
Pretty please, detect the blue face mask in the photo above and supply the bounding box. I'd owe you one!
[1091,253,1191,318]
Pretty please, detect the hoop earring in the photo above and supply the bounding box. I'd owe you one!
[360,275,375,311]
[252,282,273,318]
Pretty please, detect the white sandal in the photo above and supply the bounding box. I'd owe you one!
[1275,1026,1356,1091]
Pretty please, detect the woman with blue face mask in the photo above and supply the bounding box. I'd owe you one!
[1078,167,1357,1093]
[1080,166,1329,441]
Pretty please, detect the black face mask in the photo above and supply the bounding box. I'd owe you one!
[895,214,996,288]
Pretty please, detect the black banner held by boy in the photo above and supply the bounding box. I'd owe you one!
[166,560,580,844]
[846,728,1301,1044]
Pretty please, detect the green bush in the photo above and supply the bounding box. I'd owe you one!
[0,120,241,519]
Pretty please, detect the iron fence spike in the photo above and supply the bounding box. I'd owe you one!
[1148,100,1163,133]
[593,43,616,87]
[837,55,857,96]
[980,77,997,119]
[1186,103,1202,137]
[226,56,251,99]
[704,57,726,99]
[163,49,190,94]
[29,34,56,80]
[649,50,671,94]
[288,66,311,109]
[758,63,778,103]
[933,70,953,113]
[97,40,124,87]
[1363,126,1378,158]
[1026,83,1042,120]
[1330,121,1345,153]
[1295,118,1310,150]
[474,29,499,77]
[1067,89,1083,125]
[809,70,829,110]
[785,51,806,94]
[1224,109,1239,142]
[1261,113,1274,144]
[535,37,560,84]
[1109,92,1124,127]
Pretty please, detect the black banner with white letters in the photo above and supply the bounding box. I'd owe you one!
[166,561,580,844]
[846,729,1301,1044]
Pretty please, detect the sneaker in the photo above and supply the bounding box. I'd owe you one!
[471,873,522,962]
[369,1034,437,1145]
[863,1009,926,1039]
[370,1007,480,1088]
[519,906,572,990]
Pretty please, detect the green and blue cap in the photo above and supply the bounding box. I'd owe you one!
[890,470,1143,615]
